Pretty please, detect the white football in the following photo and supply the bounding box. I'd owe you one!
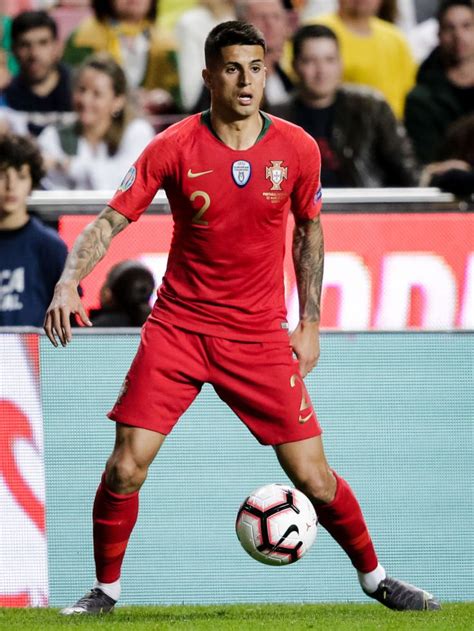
[235,483,318,566]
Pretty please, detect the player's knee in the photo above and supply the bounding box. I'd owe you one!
[105,456,148,493]
[294,465,336,505]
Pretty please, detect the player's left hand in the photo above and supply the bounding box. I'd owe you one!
[290,321,320,378]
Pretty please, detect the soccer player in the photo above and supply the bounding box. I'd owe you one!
[44,21,440,615]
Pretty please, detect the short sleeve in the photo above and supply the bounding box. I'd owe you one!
[108,133,176,222]
[291,130,322,221]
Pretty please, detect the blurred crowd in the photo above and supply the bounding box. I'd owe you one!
[0,0,472,192]
[0,1,473,326]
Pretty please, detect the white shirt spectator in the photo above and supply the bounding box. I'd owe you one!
[37,118,155,190]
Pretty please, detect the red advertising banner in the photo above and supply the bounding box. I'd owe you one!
[59,213,473,330]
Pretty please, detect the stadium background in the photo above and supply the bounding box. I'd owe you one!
[0,189,472,608]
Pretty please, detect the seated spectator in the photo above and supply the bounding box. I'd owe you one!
[63,0,180,111]
[1,11,74,136]
[405,0,474,165]
[236,0,295,107]
[37,53,155,190]
[307,0,416,118]
[420,113,474,197]
[0,134,68,327]
[270,24,418,187]
[175,0,236,112]
[90,260,155,327]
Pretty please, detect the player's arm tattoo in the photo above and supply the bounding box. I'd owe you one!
[60,206,130,284]
[292,216,324,323]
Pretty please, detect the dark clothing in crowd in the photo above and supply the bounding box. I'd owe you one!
[405,47,474,165]
[0,216,68,327]
[271,85,418,187]
[2,63,74,136]
[89,308,149,328]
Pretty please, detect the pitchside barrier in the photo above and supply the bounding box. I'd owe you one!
[0,189,472,607]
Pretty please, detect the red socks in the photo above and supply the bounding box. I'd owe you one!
[91,470,376,581]
[316,472,378,573]
[92,473,139,583]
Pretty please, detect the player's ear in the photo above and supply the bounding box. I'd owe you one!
[202,68,212,91]
[263,65,267,89]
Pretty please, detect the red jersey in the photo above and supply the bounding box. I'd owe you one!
[109,111,322,341]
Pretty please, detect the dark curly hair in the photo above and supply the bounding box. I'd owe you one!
[0,134,45,189]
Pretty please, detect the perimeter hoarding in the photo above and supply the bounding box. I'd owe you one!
[59,213,473,331]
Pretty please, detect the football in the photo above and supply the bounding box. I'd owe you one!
[235,483,318,566]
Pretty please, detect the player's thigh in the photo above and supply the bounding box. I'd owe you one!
[211,338,321,446]
[108,319,208,435]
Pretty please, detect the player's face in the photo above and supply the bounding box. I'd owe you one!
[204,45,266,119]
[293,37,341,101]
[13,27,59,84]
[0,164,32,216]
[73,68,125,131]
[439,7,474,63]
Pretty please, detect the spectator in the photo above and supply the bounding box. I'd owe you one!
[90,260,155,327]
[0,134,68,327]
[1,11,74,136]
[307,0,416,118]
[175,0,236,111]
[63,0,180,111]
[37,53,155,190]
[420,113,474,196]
[236,0,295,106]
[405,0,474,165]
[270,24,417,186]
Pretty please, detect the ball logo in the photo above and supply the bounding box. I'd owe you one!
[232,160,251,187]
[118,166,136,192]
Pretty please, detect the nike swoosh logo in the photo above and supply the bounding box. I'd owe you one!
[187,169,214,178]
[299,410,313,424]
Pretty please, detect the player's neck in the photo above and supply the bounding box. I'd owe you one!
[209,109,264,150]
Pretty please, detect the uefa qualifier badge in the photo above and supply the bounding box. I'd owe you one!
[232,160,251,187]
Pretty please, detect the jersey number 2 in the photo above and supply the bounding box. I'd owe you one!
[190,191,210,226]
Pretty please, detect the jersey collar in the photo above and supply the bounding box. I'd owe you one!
[200,109,272,146]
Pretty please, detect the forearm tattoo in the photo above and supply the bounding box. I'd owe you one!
[60,207,130,284]
[293,216,324,322]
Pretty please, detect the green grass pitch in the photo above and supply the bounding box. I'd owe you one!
[0,603,472,630]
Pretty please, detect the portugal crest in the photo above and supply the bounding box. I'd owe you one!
[232,160,251,187]
[265,161,288,191]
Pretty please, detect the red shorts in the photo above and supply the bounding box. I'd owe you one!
[108,319,321,445]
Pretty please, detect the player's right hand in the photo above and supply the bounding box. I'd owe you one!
[44,281,92,347]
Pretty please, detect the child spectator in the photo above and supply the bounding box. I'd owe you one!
[90,260,155,327]
[0,134,68,327]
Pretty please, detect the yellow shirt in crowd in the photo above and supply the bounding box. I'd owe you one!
[310,13,416,118]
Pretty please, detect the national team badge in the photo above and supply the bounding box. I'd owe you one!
[232,160,251,187]
[265,160,288,191]
[118,166,136,192]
